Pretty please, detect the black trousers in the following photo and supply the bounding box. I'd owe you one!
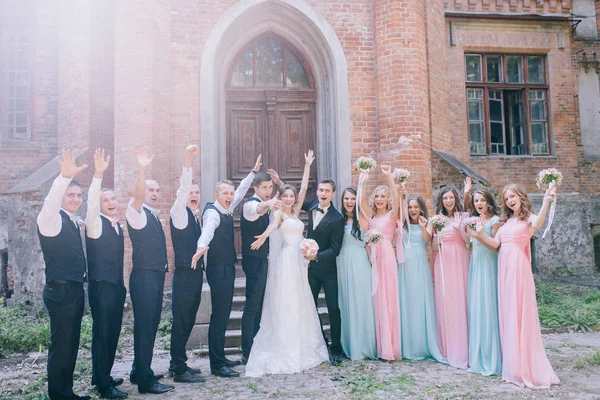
[89,280,126,390]
[129,269,165,390]
[308,267,343,356]
[43,281,84,400]
[169,267,204,374]
[205,264,235,370]
[240,256,268,357]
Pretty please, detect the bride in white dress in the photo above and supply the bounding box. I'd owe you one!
[245,150,328,377]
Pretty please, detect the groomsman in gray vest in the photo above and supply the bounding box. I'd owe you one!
[126,147,174,395]
[239,170,282,364]
[168,145,205,383]
[37,149,90,400]
[85,149,127,399]
[191,154,262,378]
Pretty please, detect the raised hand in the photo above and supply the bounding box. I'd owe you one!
[304,150,315,165]
[464,176,472,194]
[452,213,462,230]
[137,146,155,169]
[184,145,199,168]
[381,164,391,175]
[418,215,428,228]
[57,148,88,179]
[93,148,110,178]
[267,168,283,186]
[267,192,282,211]
[253,154,262,172]
[544,186,557,203]
[191,247,209,269]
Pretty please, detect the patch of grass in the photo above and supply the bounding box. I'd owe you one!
[587,351,600,366]
[535,281,600,331]
[344,373,415,399]
[247,382,259,393]
[157,312,172,350]
[22,373,49,400]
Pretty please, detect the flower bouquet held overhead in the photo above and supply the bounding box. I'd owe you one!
[536,168,562,238]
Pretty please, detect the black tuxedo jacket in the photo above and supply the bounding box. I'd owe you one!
[302,199,345,273]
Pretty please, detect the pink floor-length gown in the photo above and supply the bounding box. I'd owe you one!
[369,211,401,360]
[497,217,560,388]
[433,220,470,369]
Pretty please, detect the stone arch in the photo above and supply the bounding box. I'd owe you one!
[200,0,351,201]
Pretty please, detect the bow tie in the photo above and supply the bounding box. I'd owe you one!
[110,218,119,228]
[314,207,325,214]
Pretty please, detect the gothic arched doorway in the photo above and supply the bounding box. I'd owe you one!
[226,34,317,193]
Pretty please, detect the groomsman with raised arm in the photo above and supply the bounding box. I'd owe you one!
[125,147,174,395]
[37,149,91,400]
[239,170,282,364]
[190,154,262,378]
[167,145,205,383]
[85,149,128,399]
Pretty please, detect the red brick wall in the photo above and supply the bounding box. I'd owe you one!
[445,18,580,194]
[443,0,571,13]
[0,0,59,193]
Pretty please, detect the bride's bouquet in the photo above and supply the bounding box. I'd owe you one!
[536,168,562,238]
[299,239,319,259]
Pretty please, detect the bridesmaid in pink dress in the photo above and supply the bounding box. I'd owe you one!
[432,186,470,369]
[474,184,559,389]
[365,165,401,360]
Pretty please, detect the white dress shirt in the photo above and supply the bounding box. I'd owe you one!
[85,177,120,239]
[196,172,255,249]
[126,201,161,230]
[242,195,268,223]
[37,174,78,237]
[312,205,329,228]
[170,166,195,230]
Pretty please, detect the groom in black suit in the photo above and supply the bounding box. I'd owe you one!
[302,179,345,365]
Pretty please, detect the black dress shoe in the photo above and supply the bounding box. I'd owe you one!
[169,365,202,377]
[138,382,175,395]
[173,370,206,383]
[224,358,242,367]
[111,377,124,387]
[241,355,248,365]
[211,366,240,378]
[329,353,342,366]
[99,386,128,399]
[129,373,164,384]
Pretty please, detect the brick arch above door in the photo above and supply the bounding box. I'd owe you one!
[199,0,351,209]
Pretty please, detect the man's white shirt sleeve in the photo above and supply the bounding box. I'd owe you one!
[37,174,72,237]
[85,177,103,239]
[170,166,193,230]
[231,172,254,212]
[126,199,148,230]
[197,209,219,249]
[242,198,263,222]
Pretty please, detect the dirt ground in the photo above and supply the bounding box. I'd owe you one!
[1,331,599,400]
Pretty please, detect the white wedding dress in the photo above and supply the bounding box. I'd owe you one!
[245,216,329,377]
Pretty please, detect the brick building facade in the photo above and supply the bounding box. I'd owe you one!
[1,0,599,303]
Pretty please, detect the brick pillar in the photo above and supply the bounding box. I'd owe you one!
[373,0,433,202]
[114,0,173,284]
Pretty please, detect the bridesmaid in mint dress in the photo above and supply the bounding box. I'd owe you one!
[474,184,559,388]
[398,195,446,363]
[336,187,377,360]
[465,188,502,376]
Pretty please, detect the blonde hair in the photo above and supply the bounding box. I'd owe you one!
[369,185,393,215]
[215,180,235,193]
[499,184,532,224]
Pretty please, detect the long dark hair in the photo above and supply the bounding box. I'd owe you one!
[341,187,362,241]
[404,194,428,230]
[435,186,463,216]
[469,188,499,217]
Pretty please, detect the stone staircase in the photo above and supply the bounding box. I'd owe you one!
[186,277,331,351]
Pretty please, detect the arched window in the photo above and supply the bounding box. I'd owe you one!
[230,37,311,89]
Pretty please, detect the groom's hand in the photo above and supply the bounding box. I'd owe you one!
[251,235,266,250]
[267,193,282,211]
[191,247,209,269]
[305,253,316,261]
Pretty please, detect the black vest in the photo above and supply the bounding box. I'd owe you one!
[170,207,204,270]
[203,203,236,266]
[86,216,125,285]
[38,210,86,283]
[127,207,168,272]
[240,197,269,258]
